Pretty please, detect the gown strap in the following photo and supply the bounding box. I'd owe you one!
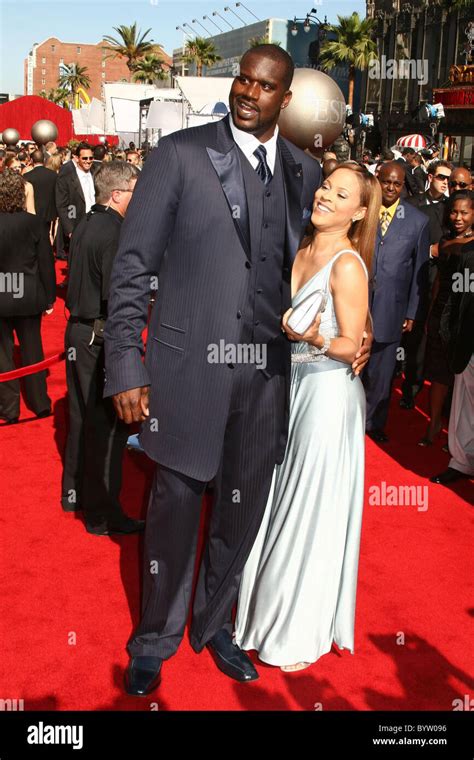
[324,249,369,282]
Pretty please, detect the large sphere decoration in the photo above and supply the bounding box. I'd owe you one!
[31,119,58,146]
[278,68,346,151]
[2,128,20,146]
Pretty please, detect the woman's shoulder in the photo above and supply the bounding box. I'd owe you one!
[332,249,367,276]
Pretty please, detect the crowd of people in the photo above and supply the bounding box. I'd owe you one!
[0,43,472,691]
[319,146,474,486]
[0,139,144,427]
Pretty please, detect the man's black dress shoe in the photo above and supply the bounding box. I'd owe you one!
[124,656,162,696]
[367,429,389,443]
[430,467,469,485]
[207,629,259,682]
[36,409,52,419]
[86,516,145,535]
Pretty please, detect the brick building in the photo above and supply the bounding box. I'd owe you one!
[24,37,172,102]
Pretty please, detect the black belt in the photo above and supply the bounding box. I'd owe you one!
[68,316,96,326]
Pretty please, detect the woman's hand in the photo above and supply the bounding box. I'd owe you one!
[282,309,323,346]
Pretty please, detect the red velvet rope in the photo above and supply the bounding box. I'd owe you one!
[0,352,65,382]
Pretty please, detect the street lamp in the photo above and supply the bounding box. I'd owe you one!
[213,10,234,29]
[175,26,191,76]
[203,14,223,32]
[183,22,200,36]
[224,6,245,25]
[291,10,327,36]
[192,18,211,36]
[235,2,260,22]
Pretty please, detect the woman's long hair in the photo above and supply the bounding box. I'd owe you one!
[336,161,382,273]
[0,170,26,213]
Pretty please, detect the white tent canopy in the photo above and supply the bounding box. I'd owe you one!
[103,83,181,135]
[174,77,233,112]
[71,97,105,134]
[103,78,234,144]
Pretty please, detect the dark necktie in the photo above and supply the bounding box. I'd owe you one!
[253,144,272,185]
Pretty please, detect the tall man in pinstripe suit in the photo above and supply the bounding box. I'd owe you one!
[104,45,331,695]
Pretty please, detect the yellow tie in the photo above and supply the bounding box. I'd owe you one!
[380,209,390,236]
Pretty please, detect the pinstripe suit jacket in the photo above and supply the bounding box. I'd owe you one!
[104,114,321,479]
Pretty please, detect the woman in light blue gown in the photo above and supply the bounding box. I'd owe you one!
[234,163,382,671]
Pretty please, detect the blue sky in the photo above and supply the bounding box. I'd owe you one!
[0,0,365,94]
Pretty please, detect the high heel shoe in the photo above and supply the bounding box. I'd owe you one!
[418,437,434,447]
[418,423,442,447]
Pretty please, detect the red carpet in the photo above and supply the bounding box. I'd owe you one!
[1,263,472,711]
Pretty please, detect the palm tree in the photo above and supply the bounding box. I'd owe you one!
[131,54,167,84]
[57,63,91,108]
[183,37,222,77]
[248,36,281,47]
[39,87,70,108]
[102,23,155,78]
[319,12,378,109]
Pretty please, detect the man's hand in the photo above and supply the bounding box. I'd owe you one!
[113,386,150,424]
[352,329,372,376]
[402,318,414,333]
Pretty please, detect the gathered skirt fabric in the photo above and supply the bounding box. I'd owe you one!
[234,357,366,666]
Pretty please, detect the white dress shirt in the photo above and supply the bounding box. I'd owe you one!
[229,115,279,175]
[75,165,95,213]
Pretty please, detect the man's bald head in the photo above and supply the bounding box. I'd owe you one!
[449,167,472,193]
[378,161,406,206]
[378,161,405,181]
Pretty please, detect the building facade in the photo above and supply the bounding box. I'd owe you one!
[362,0,474,165]
[173,17,363,111]
[24,38,173,103]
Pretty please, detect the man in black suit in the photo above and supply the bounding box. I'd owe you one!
[363,161,430,442]
[62,161,144,534]
[408,161,453,216]
[431,241,474,484]
[55,143,95,247]
[25,150,57,237]
[104,45,338,695]
[400,160,453,407]
[91,144,107,176]
[397,147,425,196]
[412,153,427,194]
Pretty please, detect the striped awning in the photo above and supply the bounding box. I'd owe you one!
[396,134,428,149]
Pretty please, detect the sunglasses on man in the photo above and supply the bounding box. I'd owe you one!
[433,173,450,182]
[449,180,470,189]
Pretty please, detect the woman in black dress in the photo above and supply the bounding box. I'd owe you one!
[420,190,474,446]
[0,170,56,423]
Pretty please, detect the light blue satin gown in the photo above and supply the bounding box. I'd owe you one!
[234,249,368,666]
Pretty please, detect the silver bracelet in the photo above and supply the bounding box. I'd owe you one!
[309,334,331,356]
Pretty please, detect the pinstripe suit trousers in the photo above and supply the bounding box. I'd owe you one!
[127,357,285,659]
